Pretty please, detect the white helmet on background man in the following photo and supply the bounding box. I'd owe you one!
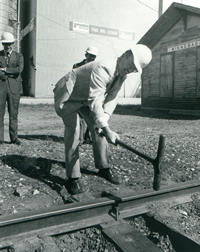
[131,44,152,73]
[1,32,15,43]
[86,46,98,56]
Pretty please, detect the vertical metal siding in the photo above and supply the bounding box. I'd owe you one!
[34,0,139,98]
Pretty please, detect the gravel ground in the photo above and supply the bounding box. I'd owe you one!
[0,104,200,251]
[54,227,119,252]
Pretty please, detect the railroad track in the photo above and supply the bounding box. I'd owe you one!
[0,180,200,251]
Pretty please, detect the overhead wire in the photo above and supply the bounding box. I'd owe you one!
[58,0,106,44]
[85,0,136,55]
[37,9,118,46]
[136,0,158,12]
[37,0,137,48]
[37,13,109,44]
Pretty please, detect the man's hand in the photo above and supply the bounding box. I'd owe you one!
[102,126,120,145]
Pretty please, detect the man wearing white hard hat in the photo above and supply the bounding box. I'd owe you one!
[73,46,98,69]
[54,44,152,195]
[73,46,98,144]
[0,32,24,145]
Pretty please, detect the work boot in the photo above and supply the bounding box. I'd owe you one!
[98,169,121,185]
[66,178,84,195]
[10,139,21,145]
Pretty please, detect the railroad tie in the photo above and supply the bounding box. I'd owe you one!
[101,221,162,252]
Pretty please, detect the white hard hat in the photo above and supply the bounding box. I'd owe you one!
[1,32,15,43]
[131,44,152,73]
[86,46,98,56]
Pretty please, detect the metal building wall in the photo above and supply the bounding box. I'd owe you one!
[33,0,141,97]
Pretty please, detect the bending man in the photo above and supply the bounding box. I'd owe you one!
[54,44,152,195]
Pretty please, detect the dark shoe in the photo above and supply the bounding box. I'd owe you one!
[66,178,84,195]
[0,141,3,144]
[98,169,121,185]
[10,139,21,145]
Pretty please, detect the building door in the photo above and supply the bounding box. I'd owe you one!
[160,53,173,97]
[174,48,196,98]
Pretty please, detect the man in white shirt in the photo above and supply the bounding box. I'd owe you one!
[54,44,152,195]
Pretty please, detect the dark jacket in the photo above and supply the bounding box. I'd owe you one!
[73,59,87,69]
[0,50,24,94]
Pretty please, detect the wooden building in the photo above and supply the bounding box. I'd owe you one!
[139,3,200,111]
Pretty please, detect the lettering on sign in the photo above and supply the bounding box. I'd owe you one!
[119,31,135,41]
[90,25,118,37]
[168,39,200,52]
[69,21,135,41]
[69,21,89,33]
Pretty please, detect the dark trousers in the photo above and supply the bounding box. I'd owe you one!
[0,87,20,142]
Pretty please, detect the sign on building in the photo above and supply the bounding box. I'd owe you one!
[69,21,135,41]
[69,21,89,33]
[168,38,200,52]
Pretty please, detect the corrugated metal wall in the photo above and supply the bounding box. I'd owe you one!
[33,0,141,98]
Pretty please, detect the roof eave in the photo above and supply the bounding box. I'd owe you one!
[138,2,200,49]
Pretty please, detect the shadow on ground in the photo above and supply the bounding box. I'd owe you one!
[1,155,67,199]
[114,105,200,120]
[18,134,64,143]
[0,155,98,200]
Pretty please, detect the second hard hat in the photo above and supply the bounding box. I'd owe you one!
[1,32,15,43]
[86,46,98,56]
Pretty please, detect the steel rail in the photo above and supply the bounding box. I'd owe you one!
[0,180,199,247]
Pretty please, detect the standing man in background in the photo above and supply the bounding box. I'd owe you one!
[54,44,152,195]
[0,32,24,145]
[73,46,98,69]
[73,46,98,144]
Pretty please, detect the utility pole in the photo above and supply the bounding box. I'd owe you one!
[158,0,163,18]
[17,0,21,52]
